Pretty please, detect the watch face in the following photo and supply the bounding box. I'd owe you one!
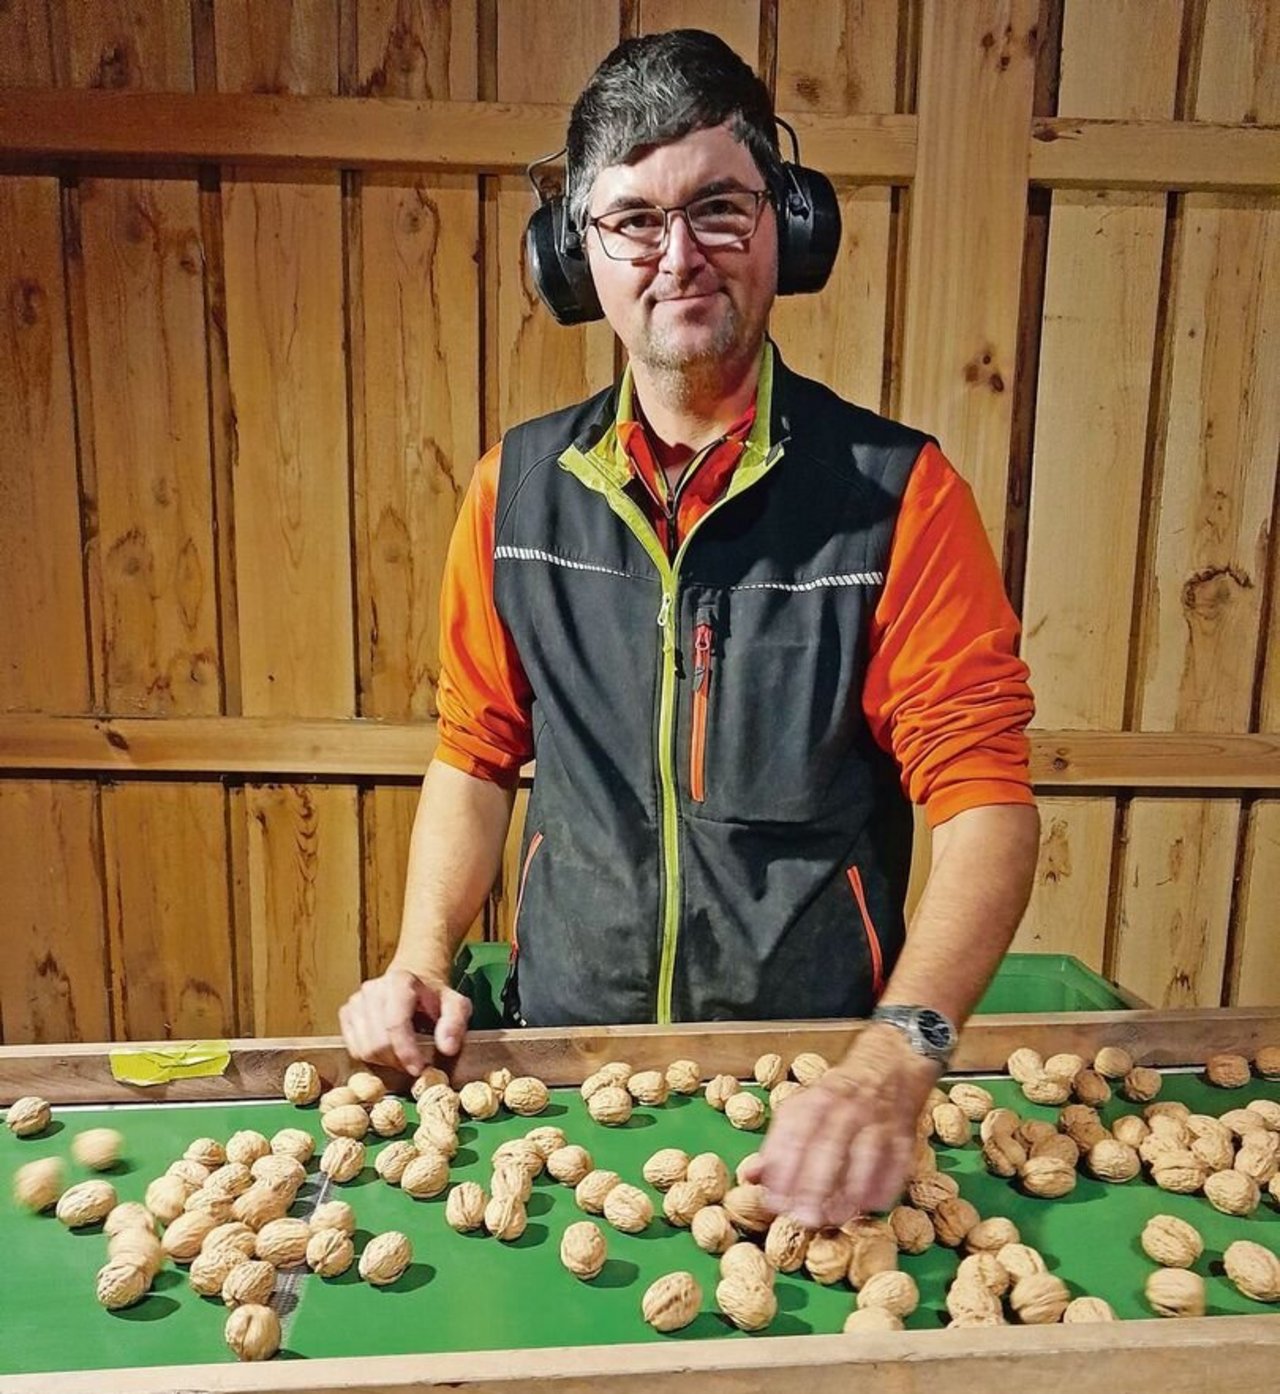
[916,1009,955,1049]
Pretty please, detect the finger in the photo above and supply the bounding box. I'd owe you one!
[756,1094,823,1211]
[434,988,473,1056]
[785,1105,866,1228]
[386,1012,427,1077]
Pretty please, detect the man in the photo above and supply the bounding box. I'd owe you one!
[341,30,1039,1229]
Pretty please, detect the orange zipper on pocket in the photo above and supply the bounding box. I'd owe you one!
[690,622,713,802]
[510,831,544,959]
[846,865,885,998]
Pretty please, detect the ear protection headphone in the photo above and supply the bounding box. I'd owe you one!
[524,118,842,327]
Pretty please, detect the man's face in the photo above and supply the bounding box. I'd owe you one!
[583,123,778,376]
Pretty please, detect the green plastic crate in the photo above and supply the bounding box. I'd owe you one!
[452,944,1132,1028]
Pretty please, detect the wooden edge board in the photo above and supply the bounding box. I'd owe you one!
[3,1008,1279,1105]
[2,717,1278,788]
[0,1310,1278,1394]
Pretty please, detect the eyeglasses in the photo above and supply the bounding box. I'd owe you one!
[587,189,772,262]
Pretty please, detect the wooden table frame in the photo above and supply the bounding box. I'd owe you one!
[3,1007,1280,1393]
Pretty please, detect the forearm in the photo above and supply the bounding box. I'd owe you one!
[878,802,1041,1028]
[389,758,516,985]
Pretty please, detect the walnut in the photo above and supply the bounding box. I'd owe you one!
[948,1083,994,1121]
[788,1051,828,1085]
[1122,1067,1163,1102]
[145,1175,192,1224]
[643,1147,690,1190]
[183,1190,236,1224]
[367,1098,406,1138]
[843,1306,904,1333]
[1021,1073,1071,1106]
[587,1085,633,1126]
[662,1179,706,1228]
[209,1161,257,1197]
[504,1077,550,1116]
[982,1132,1028,1179]
[168,1158,210,1188]
[1146,1267,1205,1317]
[1006,1048,1043,1083]
[946,1279,1004,1324]
[561,1220,608,1279]
[1139,1133,1181,1168]
[186,1137,227,1168]
[160,1209,217,1261]
[716,1274,777,1330]
[413,1115,458,1159]
[483,1194,527,1241]
[704,1074,742,1111]
[889,1205,935,1254]
[189,1246,250,1296]
[997,1243,1047,1281]
[359,1230,411,1285]
[1093,1045,1134,1079]
[857,1269,919,1317]
[12,1157,64,1212]
[770,1080,805,1110]
[1246,1099,1280,1131]
[666,1059,701,1094]
[725,1092,767,1132]
[1151,1150,1207,1195]
[1146,1100,1190,1122]
[104,1201,155,1237]
[374,1140,417,1186]
[1205,1169,1260,1216]
[491,1158,533,1203]
[1087,1139,1141,1182]
[762,1214,810,1272]
[282,1060,321,1105]
[1019,1156,1076,1199]
[1112,1114,1149,1148]
[232,1184,290,1229]
[221,1258,276,1308]
[980,1107,1021,1141]
[603,1182,653,1234]
[686,1152,730,1203]
[1063,1295,1117,1322]
[1044,1052,1085,1084]
[255,1217,310,1268]
[597,1060,632,1086]
[459,1080,499,1120]
[1149,1112,1192,1145]
[524,1125,567,1159]
[109,1229,164,1281]
[955,1252,1011,1298]
[319,1137,366,1184]
[225,1303,281,1361]
[56,1178,117,1229]
[720,1241,774,1285]
[410,1065,448,1100]
[222,1130,269,1167]
[1011,1271,1070,1324]
[419,1084,461,1126]
[1255,1046,1280,1079]
[1059,1104,1109,1150]
[627,1070,669,1106]
[444,1181,487,1232]
[71,1127,123,1171]
[804,1228,854,1284]
[322,1104,370,1142]
[1030,1133,1080,1168]
[401,1149,450,1199]
[345,1070,386,1106]
[5,1095,51,1137]
[547,1145,593,1185]
[491,1137,544,1177]
[1206,1053,1251,1089]
[723,1183,773,1236]
[1017,1119,1059,1149]
[1235,1140,1278,1185]
[96,1259,150,1310]
[691,1205,737,1254]
[204,1222,258,1258]
[1224,1240,1280,1302]
[907,1171,959,1211]
[933,1197,980,1248]
[1220,1107,1268,1138]
[964,1216,1019,1254]
[1068,1068,1110,1107]
[309,1201,356,1236]
[305,1229,354,1277]
[1192,1131,1236,1173]
[641,1271,702,1331]
[735,1153,762,1185]
[847,1233,899,1290]
[485,1067,513,1099]
[753,1053,785,1089]
[575,1169,621,1214]
[932,1103,971,1147]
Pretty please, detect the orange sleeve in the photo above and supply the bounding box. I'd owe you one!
[434,443,534,787]
[862,441,1035,828]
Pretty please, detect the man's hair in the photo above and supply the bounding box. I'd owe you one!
[565,29,781,232]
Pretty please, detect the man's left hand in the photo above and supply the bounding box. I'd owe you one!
[741,1023,941,1229]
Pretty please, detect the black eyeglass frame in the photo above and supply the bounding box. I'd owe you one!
[584,188,774,262]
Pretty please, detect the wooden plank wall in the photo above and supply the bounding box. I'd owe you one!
[0,0,1276,1045]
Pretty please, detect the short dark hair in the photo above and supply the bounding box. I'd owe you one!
[566,29,780,231]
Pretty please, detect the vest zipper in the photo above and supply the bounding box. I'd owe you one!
[510,831,544,961]
[846,864,885,998]
[689,619,714,802]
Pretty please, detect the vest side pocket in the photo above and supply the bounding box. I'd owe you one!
[845,864,885,999]
[502,831,545,1025]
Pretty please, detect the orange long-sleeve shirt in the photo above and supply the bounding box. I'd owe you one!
[435,398,1034,829]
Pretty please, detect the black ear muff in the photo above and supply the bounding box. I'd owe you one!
[773,161,841,296]
[524,156,604,326]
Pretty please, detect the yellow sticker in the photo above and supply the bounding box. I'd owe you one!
[109,1041,232,1086]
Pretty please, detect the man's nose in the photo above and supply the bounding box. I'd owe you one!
[659,212,707,275]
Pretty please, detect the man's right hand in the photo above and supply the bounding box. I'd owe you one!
[338,967,473,1077]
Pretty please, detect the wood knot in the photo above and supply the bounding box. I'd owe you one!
[1181,564,1253,620]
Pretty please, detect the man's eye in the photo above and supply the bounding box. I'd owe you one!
[695,197,737,217]
[613,210,664,233]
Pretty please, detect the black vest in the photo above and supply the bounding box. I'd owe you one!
[493,348,932,1026]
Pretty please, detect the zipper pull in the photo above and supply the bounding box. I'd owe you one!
[692,623,712,692]
[657,592,672,630]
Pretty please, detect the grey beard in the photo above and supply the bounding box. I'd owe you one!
[634,302,763,406]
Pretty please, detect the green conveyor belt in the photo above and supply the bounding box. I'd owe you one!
[2,1072,1278,1375]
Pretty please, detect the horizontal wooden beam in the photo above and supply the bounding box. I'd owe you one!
[0,91,1274,193]
[0,717,1277,788]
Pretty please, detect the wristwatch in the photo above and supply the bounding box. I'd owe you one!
[870,1005,958,1069]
